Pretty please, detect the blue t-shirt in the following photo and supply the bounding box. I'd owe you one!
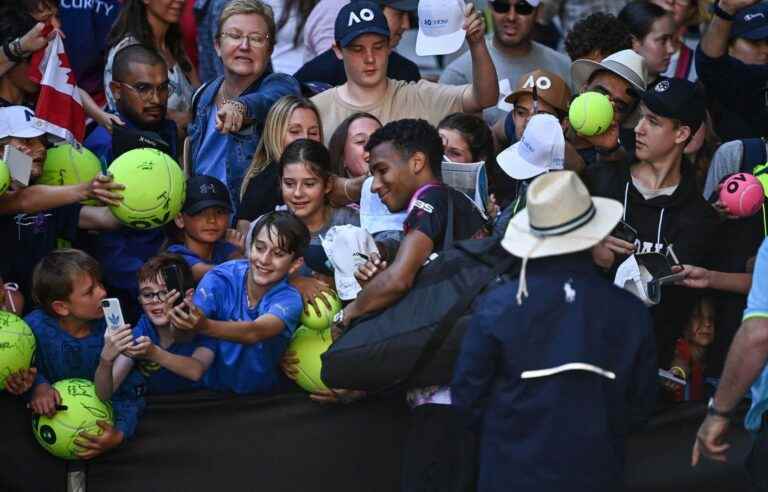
[167,241,237,269]
[744,239,768,431]
[133,315,217,394]
[24,310,146,439]
[193,260,302,394]
[194,109,229,187]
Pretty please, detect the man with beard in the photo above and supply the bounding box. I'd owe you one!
[440,0,571,126]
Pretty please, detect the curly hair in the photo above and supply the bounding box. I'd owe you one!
[365,119,444,179]
[565,12,632,61]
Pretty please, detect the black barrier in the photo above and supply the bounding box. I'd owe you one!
[0,392,755,491]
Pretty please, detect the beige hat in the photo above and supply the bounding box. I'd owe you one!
[571,49,648,94]
[502,171,623,304]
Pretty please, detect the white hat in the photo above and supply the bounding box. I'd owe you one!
[0,106,48,140]
[497,114,564,180]
[320,225,379,300]
[571,49,648,93]
[502,171,623,304]
[415,0,466,57]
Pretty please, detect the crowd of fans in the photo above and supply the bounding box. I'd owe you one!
[1,0,768,490]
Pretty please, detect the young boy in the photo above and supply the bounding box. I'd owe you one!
[22,249,145,459]
[166,175,244,283]
[94,254,217,397]
[168,211,309,394]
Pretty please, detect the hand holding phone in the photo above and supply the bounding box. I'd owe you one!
[161,265,187,308]
[101,298,125,332]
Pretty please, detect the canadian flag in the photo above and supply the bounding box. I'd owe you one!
[27,32,86,146]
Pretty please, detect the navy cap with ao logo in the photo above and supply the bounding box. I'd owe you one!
[641,77,706,134]
[183,175,233,215]
[335,1,391,48]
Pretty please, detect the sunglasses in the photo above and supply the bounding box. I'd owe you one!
[490,0,535,16]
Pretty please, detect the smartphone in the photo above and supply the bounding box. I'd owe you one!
[3,145,33,187]
[101,298,125,332]
[161,265,186,308]
[611,220,638,244]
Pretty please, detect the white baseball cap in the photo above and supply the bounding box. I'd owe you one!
[415,0,466,57]
[497,114,564,180]
[0,106,48,140]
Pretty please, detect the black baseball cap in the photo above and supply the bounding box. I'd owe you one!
[183,175,233,215]
[641,78,706,133]
[730,3,768,40]
[377,0,418,11]
[335,1,391,48]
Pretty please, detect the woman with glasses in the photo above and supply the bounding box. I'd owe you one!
[105,0,200,134]
[187,0,301,214]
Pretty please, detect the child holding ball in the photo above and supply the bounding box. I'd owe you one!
[165,175,245,283]
[94,254,217,397]
[22,249,145,459]
[166,211,309,394]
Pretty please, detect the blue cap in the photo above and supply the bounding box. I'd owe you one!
[335,1,390,48]
[731,3,768,41]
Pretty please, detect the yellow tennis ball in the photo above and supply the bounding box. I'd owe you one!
[107,148,186,230]
[569,92,614,137]
[0,311,36,390]
[288,326,332,393]
[38,144,104,205]
[0,160,10,196]
[300,292,341,332]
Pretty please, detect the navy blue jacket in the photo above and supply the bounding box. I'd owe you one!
[452,253,657,492]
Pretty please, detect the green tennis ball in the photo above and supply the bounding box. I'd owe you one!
[288,326,332,393]
[752,162,768,197]
[300,292,341,332]
[38,144,104,205]
[0,160,10,196]
[0,311,36,391]
[569,92,614,137]
[107,148,186,230]
[32,378,114,460]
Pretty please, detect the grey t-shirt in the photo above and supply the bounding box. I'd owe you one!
[703,140,768,200]
[439,37,572,126]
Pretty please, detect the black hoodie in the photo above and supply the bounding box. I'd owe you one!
[585,160,721,366]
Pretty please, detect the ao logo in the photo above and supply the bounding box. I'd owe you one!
[523,75,552,91]
[348,8,375,26]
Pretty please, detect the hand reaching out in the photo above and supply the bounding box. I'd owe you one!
[4,367,37,395]
[74,421,125,460]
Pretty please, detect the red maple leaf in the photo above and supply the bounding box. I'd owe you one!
[58,52,77,86]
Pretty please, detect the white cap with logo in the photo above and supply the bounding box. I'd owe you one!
[497,114,565,180]
[416,0,466,56]
[0,106,49,140]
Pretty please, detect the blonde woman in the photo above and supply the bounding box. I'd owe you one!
[187,0,301,211]
[237,95,323,223]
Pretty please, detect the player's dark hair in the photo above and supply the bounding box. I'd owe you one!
[248,211,311,259]
[565,13,632,61]
[32,249,102,316]
[112,44,168,83]
[279,138,334,184]
[618,0,669,42]
[365,119,444,179]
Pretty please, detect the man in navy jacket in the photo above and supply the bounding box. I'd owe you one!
[452,171,657,492]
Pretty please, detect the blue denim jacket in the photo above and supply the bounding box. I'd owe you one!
[188,70,301,211]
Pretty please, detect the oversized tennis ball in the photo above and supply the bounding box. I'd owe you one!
[300,292,341,332]
[32,378,114,460]
[720,172,765,217]
[38,144,103,205]
[288,326,332,393]
[107,148,186,230]
[569,92,614,137]
[0,311,36,390]
[0,160,10,196]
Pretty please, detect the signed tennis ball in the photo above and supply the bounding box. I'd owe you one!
[568,92,614,137]
[300,292,341,332]
[288,327,332,393]
[107,148,185,230]
[0,311,35,390]
[38,144,103,205]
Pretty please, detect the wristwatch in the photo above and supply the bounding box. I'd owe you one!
[713,1,735,21]
[707,397,735,419]
[333,308,346,328]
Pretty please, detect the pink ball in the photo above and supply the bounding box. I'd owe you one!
[720,173,765,217]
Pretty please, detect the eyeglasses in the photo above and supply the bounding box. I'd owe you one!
[219,31,270,48]
[116,81,171,101]
[490,0,535,16]
[138,290,168,304]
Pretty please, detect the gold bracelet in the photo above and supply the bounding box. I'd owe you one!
[670,366,687,381]
[223,98,245,116]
